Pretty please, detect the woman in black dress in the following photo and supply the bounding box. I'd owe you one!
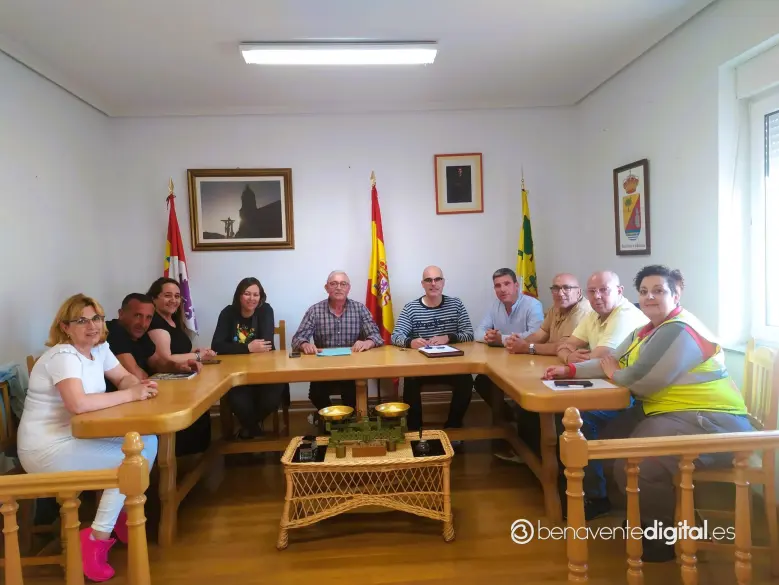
[211,277,285,439]
[147,277,216,456]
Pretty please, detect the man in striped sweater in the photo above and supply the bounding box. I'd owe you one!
[391,265,475,431]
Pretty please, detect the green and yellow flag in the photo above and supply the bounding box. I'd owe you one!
[516,175,538,298]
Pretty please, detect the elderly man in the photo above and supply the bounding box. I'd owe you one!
[391,266,474,431]
[556,271,648,364]
[475,273,592,426]
[291,270,384,412]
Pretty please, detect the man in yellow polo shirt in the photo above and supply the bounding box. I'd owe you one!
[557,271,648,364]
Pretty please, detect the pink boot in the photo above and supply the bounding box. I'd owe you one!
[79,527,116,582]
[114,510,128,544]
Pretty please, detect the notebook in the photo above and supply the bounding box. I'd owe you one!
[148,372,197,380]
[418,345,464,358]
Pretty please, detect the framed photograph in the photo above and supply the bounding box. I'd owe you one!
[613,159,650,256]
[434,153,484,214]
[187,168,294,251]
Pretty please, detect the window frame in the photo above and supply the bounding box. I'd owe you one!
[749,89,779,344]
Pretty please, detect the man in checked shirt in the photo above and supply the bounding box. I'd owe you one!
[291,270,384,412]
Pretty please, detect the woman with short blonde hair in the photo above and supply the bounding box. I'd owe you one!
[18,293,159,582]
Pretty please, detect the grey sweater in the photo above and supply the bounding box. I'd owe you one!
[570,321,715,398]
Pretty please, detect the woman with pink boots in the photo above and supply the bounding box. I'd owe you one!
[17,294,158,581]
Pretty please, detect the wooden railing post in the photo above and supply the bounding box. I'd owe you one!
[1,497,22,585]
[678,455,698,585]
[560,407,589,583]
[734,451,753,585]
[624,459,643,585]
[59,492,84,585]
[118,433,151,585]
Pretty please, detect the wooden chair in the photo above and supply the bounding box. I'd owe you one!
[675,338,779,575]
[219,320,290,440]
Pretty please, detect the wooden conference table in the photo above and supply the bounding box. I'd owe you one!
[70,343,630,546]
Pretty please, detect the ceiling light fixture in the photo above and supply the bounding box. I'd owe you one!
[239,41,437,66]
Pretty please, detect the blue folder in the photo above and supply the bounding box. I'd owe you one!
[317,347,352,357]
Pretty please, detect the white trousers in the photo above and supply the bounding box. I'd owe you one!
[19,435,158,533]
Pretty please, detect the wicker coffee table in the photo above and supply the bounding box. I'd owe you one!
[277,430,455,549]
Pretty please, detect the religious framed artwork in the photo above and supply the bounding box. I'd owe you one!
[187,168,294,251]
[433,153,484,214]
[613,159,650,256]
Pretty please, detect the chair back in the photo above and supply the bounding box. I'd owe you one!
[26,354,38,375]
[742,338,779,431]
[274,320,286,351]
[0,381,15,452]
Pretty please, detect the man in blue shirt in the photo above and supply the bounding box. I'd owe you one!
[474,267,544,419]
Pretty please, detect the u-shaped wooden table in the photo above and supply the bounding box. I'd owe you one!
[70,343,629,546]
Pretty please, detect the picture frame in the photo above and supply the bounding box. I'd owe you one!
[433,153,484,214]
[187,168,294,251]
[613,159,650,256]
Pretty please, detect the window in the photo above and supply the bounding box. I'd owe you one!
[750,90,779,342]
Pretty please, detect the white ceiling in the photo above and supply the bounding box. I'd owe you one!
[0,0,717,117]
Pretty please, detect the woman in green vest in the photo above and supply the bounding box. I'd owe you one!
[545,264,754,562]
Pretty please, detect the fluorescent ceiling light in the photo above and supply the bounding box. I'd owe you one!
[240,42,437,65]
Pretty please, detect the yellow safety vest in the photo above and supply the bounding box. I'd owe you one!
[619,309,747,416]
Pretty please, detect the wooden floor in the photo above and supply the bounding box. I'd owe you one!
[18,402,779,585]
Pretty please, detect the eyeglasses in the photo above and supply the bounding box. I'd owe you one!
[550,285,579,293]
[328,281,350,288]
[586,287,612,296]
[67,315,105,326]
[423,277,444,284]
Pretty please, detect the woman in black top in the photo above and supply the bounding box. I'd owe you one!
[147,277,216,456]
[212,277,285,439]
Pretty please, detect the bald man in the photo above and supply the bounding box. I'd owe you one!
[391,266,474,431]
[291,270,384,414]
[556,271,648,365]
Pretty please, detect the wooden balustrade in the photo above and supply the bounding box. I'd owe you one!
[0,432,151,585]
[559,407,779,585]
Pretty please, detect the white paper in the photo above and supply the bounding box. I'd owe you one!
[542,379,619,390]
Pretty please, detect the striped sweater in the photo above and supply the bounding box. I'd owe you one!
[391,295,474,347]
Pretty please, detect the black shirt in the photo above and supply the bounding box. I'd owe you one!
[105,319,156,375]
[105,319,156,392]
[148,312,192,355]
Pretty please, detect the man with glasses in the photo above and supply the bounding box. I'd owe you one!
[291,270,384,413]
[556,270,648,365]
[391,265,474,432]
[482,273,592,462]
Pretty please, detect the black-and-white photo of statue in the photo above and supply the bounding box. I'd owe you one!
[200,181,283,239]
[188,168,294,250]
[445,165,472,204]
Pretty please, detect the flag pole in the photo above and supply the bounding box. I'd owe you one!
[370,170,376,188]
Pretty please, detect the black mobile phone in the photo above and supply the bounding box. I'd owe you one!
[200,359,221,365]
[289,352,301,358]
[554,380,593,388]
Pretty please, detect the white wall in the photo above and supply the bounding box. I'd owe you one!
[107,109,575,398]
[0,51,109,366]
[573,0,779,335]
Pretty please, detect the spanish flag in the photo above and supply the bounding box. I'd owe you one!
[365,172,394,343]
[516,175,538,298]
[165,179,198,333]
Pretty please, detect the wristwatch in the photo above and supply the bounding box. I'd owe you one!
[528,344,536,355]
[195,350,201,362]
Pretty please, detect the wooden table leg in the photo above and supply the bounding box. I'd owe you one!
[489,381,504,426]
[539,413,563,524]
[157,432,178,547]
[355,379,368,417]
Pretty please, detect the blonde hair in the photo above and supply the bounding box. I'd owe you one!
[46,293,108,347]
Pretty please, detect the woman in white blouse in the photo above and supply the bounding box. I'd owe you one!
[18,294,159,582]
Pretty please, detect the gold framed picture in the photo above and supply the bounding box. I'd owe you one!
[187,168,294,251]
[434,153,484,214]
